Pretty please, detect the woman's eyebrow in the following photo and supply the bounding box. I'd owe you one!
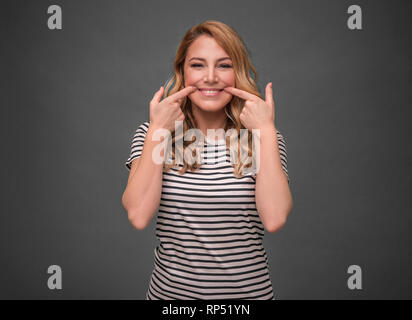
[189,57,232,62]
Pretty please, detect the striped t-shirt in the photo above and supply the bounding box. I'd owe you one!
[125,121,290,300]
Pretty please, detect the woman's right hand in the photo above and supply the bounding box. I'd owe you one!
[149,85,197,132]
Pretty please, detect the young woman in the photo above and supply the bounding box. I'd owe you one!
[122,20,293,300]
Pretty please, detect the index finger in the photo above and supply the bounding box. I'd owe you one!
[223,87,258,102]
[168,86,197,102]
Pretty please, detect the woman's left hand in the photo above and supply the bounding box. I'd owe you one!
[223,82,275,130]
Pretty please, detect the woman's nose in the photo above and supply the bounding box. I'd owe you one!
[204,67,219,83]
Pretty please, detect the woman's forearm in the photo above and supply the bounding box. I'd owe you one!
[254,124,293,233]
[122,124,165,229]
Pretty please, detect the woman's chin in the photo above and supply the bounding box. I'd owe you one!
[190,99,231,113]
[194,105,226,113]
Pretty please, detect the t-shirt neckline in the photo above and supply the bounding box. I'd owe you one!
[204,134,225,145]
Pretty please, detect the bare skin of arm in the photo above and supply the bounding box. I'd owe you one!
[122,124,165,230]
[254,124,293,233]
[122,85,197,230]
[223,83,293,233]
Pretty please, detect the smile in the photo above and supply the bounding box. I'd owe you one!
[198,88,224,97]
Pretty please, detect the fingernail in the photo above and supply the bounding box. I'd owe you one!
[269,82,272,88]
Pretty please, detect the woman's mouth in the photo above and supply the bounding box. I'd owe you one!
[198,88,224,97]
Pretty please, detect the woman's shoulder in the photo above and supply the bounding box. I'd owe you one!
[134,120,150,134]
[275,128,287,144]
[275,127,284,137]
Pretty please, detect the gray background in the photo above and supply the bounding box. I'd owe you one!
[2,0,411,299]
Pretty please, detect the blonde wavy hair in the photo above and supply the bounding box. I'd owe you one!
[162,20,264,178]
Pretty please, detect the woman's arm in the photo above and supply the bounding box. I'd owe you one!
[122,123,165,230]
[254,124,293,233]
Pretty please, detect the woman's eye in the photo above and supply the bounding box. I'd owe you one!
[190,64,233,68]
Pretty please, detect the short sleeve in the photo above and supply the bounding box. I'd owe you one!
[276,130,290,185]
[250,129,290,185]
[125,121,150,171]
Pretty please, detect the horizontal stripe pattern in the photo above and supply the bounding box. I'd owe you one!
[125,121,290,300]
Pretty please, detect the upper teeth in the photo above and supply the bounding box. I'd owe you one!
[202,90,220,93]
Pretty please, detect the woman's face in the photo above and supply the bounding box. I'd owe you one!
[183,35,235,112]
